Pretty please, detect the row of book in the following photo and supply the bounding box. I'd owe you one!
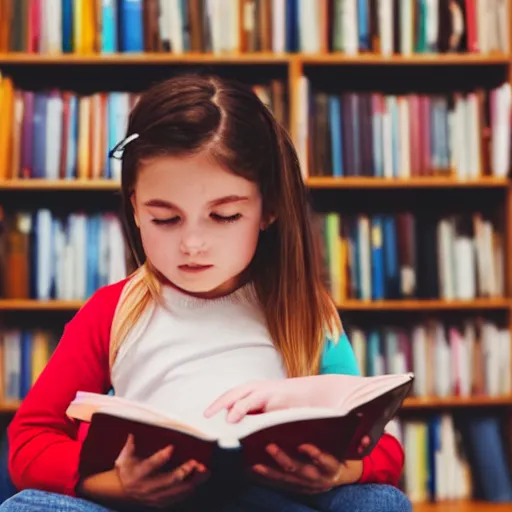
[0,329,57,402]
[0,75,287,181]
[0,207,506,303]
[299,79,512,179]
[347,319,511,399]
[0,0,508,56]
[2,316,510,403]
[0,210,127,301]
[395,413,512,502]
[316,212,505,302]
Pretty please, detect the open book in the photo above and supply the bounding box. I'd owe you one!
[67,372,414,479]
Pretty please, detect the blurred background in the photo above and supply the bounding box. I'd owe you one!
[0,1,512,510]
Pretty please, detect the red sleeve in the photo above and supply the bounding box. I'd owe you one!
[358,433,405,487]
[7,279,128,496]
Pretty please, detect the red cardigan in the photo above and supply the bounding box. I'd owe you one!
[8,279,404,496]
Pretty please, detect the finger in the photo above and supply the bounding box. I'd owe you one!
[226,392,268,423]
[115,434,136,467]
[133,444,174,480]
[143,459,207,493]
[359,435,371,453]
[149,469,211,507]
[203,382,258,418]
[265,444,302,473]
[297,444,340,476]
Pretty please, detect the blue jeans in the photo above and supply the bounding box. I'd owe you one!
[0,484,411,512]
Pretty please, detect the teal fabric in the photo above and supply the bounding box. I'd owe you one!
[320,332,360,377]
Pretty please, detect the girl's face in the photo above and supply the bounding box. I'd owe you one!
[131,152,264,298]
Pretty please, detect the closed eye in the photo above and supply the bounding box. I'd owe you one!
[211,213,242,223]
[152,217,180,225]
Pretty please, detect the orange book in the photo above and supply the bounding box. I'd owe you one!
[0,76,14,180]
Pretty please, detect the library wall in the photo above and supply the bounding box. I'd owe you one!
[0,1,512,511]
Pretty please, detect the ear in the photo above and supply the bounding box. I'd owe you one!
[130,193,140,228]
[260,214,276,231]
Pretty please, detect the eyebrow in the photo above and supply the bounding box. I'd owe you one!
[143,195,250,209]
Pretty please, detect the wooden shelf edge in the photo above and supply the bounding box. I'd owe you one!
[0,300,85,310]
[403,396,512,408]
[337,299,511,310]
[306,177,510,189]
[0,401,20,413]
[0,299,508,311]
[0,52,508,66]
[0,178,508,191]
[0,179,121,190]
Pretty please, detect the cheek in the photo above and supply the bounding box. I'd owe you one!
[138,223,178,266]
[220,219,261,266]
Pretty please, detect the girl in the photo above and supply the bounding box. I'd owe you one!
[2,74,411,512]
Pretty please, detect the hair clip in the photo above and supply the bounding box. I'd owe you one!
[108,133,140,160]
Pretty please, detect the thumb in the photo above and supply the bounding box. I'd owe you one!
[203,381,260,418]
[115,433,136,467]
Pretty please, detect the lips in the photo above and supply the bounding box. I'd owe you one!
[178,264,213,273]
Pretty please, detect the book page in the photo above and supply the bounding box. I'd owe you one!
[66,391,216,440]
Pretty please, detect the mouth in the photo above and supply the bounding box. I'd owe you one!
[178,264,213,274]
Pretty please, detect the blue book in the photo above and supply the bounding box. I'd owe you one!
[371,216,384,300]
[382,215,399,299]
[460,415,512,502]
[372,97,384,177]
[357,0,369,50]
[329,96,344,177]
[62,0,74,52]
[20,331,32,399]
[101,0,118,53]
[86,216,100,297]
[120,0,143,52]
[285,0,299,52]
[65,95,78,179]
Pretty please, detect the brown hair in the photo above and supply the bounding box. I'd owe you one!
[110,74,341,377]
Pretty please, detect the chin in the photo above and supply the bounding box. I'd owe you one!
[169,273,241,298]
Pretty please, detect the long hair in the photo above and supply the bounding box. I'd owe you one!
[110,74,341,377]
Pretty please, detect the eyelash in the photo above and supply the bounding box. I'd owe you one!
[152,213,242,225]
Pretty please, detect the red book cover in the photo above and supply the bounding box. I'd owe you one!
[68,373,414,479]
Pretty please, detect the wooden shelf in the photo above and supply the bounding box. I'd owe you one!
[413,502,512,511]
[0,179,121,190]
[300,53,511,65]
[306,177,510,189]
[0,52,507,66]
[337,299,511,311]
[0,52,290,65]
[403,395,512,408]
[0,300,84,310]
[0,401,20,413]
[0,299,508,311]
[0,178,508,191]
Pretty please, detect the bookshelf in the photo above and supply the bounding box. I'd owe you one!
[0,0,511,510]
[0,61,509,509]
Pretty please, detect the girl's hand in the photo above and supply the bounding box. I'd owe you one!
[114,434,209,508]
[250,443,364,494]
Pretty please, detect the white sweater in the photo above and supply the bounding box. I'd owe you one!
[111,282,286,434]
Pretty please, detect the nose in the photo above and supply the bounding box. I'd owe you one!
[179,226,207,256]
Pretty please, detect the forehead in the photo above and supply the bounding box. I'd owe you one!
[135,152,258,201]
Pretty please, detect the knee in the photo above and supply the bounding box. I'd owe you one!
[366,485,412,512]
[323,484,412,512]
[0,489,50,510]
